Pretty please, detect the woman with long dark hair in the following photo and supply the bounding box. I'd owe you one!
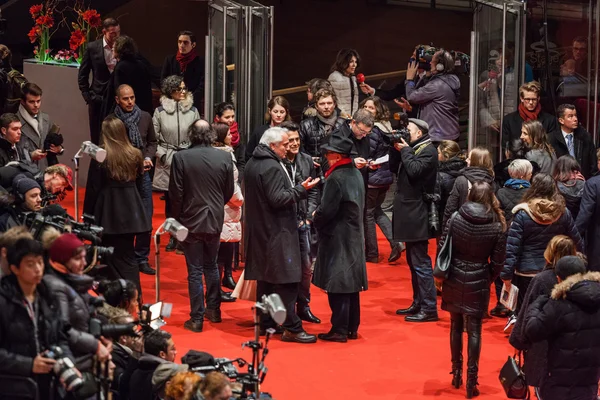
[246,96,291,160]
[214,102,245,181]
[328,48,361,118]
[437,140,467,222]
[84,116,151,296]
[439,181,507,398]
[552,155,585,220]
[520,120,556,175]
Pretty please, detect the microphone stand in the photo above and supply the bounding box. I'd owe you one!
[153,221,168,303]
[72,148,83,222]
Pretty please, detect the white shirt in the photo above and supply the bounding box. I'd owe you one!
[103,37,117,73]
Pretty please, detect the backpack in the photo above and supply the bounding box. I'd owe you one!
[4,69,27,113]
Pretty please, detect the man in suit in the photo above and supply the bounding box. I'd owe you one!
[549,104,598,179]
[0,113,29,166]
[78,17,120,145]
[16,83,61,171]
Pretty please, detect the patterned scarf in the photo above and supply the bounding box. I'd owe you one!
[114,105,143,149]
[504,178,531,190]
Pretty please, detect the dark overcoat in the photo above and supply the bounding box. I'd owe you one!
[244,144,307,284]
[312,163,367,293]
[576,175,600,271]
[390,134,438,242]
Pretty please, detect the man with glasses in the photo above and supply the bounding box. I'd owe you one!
[501,81,559,149]
[561,36,588,77]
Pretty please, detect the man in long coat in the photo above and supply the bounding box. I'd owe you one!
[313,134,367,343]
[244,126,319,343]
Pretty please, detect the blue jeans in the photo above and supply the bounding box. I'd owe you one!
[134,172,153,264]
[297,223,312,309]
[365,187,394,259]
[182,233,221,322]
[405,240,437,314]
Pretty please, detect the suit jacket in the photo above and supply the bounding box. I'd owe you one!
[548,126,598,179]
[16,109,52,171]
[78,39,111,104]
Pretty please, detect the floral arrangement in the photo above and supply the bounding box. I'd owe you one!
[53,49,78,63]
[28,3,56,63]
[69,7,101,63]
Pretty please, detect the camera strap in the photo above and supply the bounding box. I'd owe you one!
[23,295,40,353]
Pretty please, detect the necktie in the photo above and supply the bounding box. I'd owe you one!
[566,134,575,157]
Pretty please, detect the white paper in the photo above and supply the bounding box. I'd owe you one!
[370,154,389,166]
[500,283,519,311]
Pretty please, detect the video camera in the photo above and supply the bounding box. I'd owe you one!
[386,112,411,144]
[410,44,470,76]
[89,317,139,340]
[21,211,104,244]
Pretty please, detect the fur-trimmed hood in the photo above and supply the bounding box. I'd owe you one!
[512,199,565,225]
[551,271,600,310]
[159,93,194,114]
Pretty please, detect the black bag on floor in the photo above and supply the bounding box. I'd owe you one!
[499,352,530,399]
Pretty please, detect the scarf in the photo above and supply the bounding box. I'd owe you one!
[504,178,531,190]
[175,49,198,73]
[114,105,143,149]
[213,117,240,147]
[317,112,339,135]
[325,157,353,178]
[19,104,39,136]
[518,102,541,122]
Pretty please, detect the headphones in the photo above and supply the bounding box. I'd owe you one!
[435,49,453,73]
[118,279,128,301]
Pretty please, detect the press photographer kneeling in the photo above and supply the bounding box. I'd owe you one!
[0,174,43,231]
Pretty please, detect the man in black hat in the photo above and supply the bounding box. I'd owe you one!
[313,135,367,342]
[390,118,439,323]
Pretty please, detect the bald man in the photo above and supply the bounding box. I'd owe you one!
[113,84,157,275]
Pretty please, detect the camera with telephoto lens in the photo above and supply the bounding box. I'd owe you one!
[385,112,411,144]
[89,317,139,340]
[44,346,84,392]
[424,193,441,235]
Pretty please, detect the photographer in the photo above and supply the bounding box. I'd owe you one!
[41,231,112,372]
[0,238,74,400]
[0,226,34,277]
[390,119,439,322]
[97,279,140,317]
[196,372,232,400]
[0,174,42,232]
[0,162,73,204]
[405,50,460,143]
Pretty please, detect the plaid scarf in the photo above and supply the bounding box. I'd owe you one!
[114,105,143,149]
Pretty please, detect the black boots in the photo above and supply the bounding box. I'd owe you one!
[165,237,177,252]
[466,372,480,398]
[451,367,463,389]
[222,275,236,290]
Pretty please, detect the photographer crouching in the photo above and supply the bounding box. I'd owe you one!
[0,174,43,231]
[390,119,439,323]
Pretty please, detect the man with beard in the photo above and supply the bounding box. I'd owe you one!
[244,126,320,343]
[113,84,157,276]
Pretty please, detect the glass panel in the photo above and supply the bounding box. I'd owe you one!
[208,5,225,108]
[249,7,269,136]
[225,7,240,106]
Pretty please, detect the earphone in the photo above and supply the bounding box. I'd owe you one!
[435,49,453,73]
[118,279,128,301]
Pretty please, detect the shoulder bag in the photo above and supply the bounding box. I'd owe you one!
[499,351,530,399]
[433,211,458,281]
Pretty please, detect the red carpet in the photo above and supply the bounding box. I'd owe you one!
[66,192,519,399]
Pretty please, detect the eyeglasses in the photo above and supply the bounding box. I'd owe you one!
[173,87,188,93]
[356,126,371,136]
[288,137,300,142]
[522,98,538,103]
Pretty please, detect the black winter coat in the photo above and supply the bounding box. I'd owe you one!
[576,175,600,272]
[169,144,235,235]
[558,179,584,221]
[246,123,270,162]
[390,135,438,242]
[0,275,73,399]
[299,114,347,158]
[440,202,506,317]
[501,110,559,148]
[244,144,307,284]
[501,200,583,280]
[497,185,528,221]
[129,354,169,400]
[443,167,495,226]
[313,163,367,293]
[0,137,30,167]
[161,55,205,112]
[333,122,370,186]
[42,268,98,366]
[524,272,600,400]
[509,269,557,387]
[367,125,393,187]
[436,157,467,218]
[285,151,318,222]
[548,126,598,179]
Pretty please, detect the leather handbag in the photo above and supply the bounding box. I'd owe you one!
[499,352,530,399]
[433,211,458,281]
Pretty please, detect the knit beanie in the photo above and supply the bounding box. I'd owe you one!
[12,174,41,197]
[49,233,84,265]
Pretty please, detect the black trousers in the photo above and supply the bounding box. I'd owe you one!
[256,281,303,333]
[99,233,142,298]
[513,275,534,315]
[327,292,360,335]
[218,242,234,277]
[88,99,103,145]
[450,312,482,376]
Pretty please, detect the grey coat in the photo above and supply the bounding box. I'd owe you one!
[152,93,200,191]
[525,148,556,176]
[17,108,52,171]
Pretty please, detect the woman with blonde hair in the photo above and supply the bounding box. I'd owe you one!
[509,235,582,395]
[520,119,556,175]
[83,116,151,295]
[443,147,495,225]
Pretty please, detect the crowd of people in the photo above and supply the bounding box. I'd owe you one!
[0,14,599,400]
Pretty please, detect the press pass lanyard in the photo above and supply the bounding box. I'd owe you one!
[280,161,296,186]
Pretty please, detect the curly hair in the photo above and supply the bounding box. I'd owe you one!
[359,96,390,122]
[160,75,184,98]
[113,35,138,60]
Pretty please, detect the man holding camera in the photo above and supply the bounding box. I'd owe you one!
[391,119,439,322]
[0,238,75,399]
[113,84,157,276]
[0,175,43,232]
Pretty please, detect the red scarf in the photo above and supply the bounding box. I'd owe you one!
[518,102,541,122]
[175,49,198,73]
[213,117,240,147]
[325,157,353,178]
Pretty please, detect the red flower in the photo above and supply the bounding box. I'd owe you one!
[29,4,43,18]
[27,26,41,43]
[69,29,86,51]
[82,9,101,28]
[35,15,54,28]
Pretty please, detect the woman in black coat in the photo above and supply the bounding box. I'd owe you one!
[509,235,578,392]
[576,174,600,272]
[245,96,291,160]
[83,116,151,297]
[313,135,367,342]
[439,181,507,398]
[436,140,467,223]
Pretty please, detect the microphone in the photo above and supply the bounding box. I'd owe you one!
[80,141,107,163]
[261,293,286,325]
[356,73,365,84]
[163,218,189,242]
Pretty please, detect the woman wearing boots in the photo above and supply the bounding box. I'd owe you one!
[439,181,507,398]
[152,75,200,251]
[212,123,244,301]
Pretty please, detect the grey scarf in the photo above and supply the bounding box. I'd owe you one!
[114,105,143,149]
[317,112,338,134]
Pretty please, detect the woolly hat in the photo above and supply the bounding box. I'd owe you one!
[13,174,41,197]
[152,362,189,391]
[49,233,84,265]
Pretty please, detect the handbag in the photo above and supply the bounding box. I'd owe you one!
[433,211,458,281]
[499,352,530,399]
